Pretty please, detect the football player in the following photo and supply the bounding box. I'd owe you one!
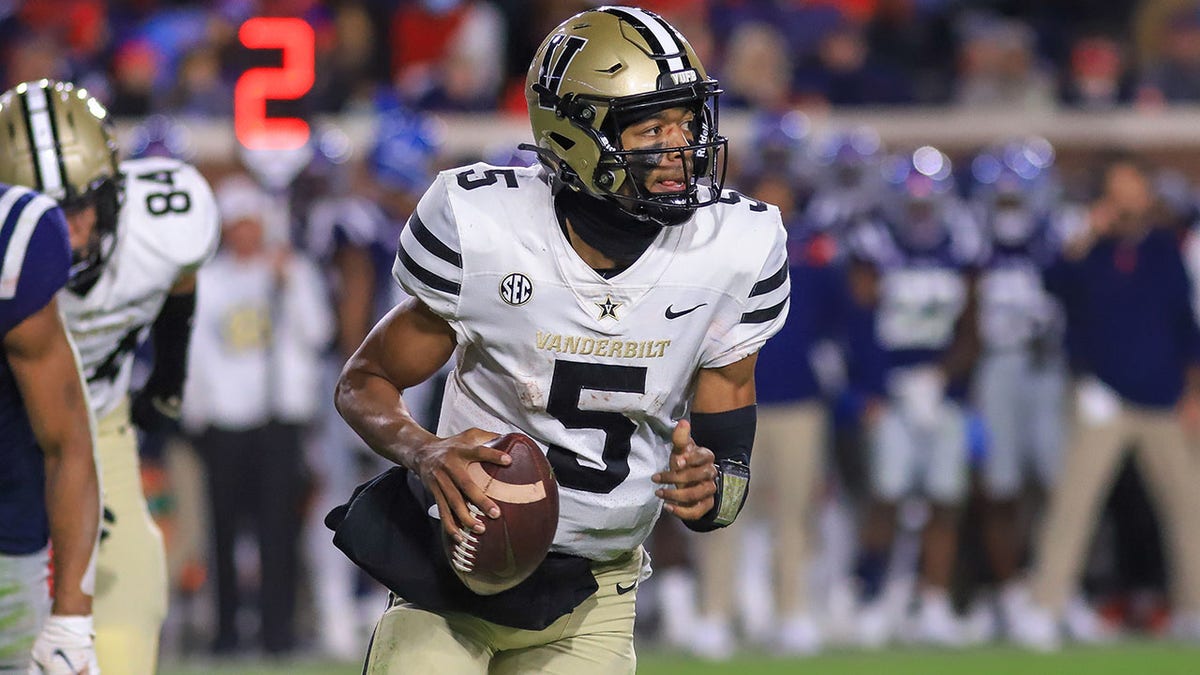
[967,138,1069,636]
[691,115,834,658]
[0,80,220,673]
[331,7,789,673]
[804,126,886,239]
[0,182,101,673]
[845,146,983,647]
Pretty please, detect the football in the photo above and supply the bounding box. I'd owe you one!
[442,432,559,595]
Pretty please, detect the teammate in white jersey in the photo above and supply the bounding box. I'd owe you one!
[0,80,219,674]
[330,7,789,674]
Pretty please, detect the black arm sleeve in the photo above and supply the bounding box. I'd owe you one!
[143,291,196,397]
[681,404,756,533]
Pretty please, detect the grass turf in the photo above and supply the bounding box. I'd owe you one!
[160,643,1200,675]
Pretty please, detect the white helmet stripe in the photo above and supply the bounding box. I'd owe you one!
[603,6,685,72]
[22,85,64,199]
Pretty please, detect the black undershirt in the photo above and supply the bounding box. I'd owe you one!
[553,189,661,275]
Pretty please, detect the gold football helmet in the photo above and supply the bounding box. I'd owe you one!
[0,79,121,292]
[523,6,727,225]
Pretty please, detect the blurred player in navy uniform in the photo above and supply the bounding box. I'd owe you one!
[330,7,789,673]
[846,147,983,647]
[0,80,219,673]
[296,115,442,658]
[691,110,838,658]
[0,181,101,672]
[805,127,885,239]
[966,139,1070,637]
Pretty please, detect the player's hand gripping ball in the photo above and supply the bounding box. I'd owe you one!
[442,432,559,595]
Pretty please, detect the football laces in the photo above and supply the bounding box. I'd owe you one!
[450,504,484,573]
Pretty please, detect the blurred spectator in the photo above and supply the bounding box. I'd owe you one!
[107,38,160,116]
[1061,34,1136,109]
[1017,157,1200,649]
[183,175,333,656]
[3,35,69,88]
[391,0,506,111]
[955,14,1055,110]
[866,0,956,103]
[709,0,845,70]
[309,2,380,113]
[794,15,913,106]
[1133,0,1198,73]
[134,5,212,92]
[719,22,793,110]
[1139,7,1200,104]
[161,45,234,117]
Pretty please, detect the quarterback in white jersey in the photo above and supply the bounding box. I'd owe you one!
[333,7,788,674]
[395,162,786,561]
[0,80,218,674]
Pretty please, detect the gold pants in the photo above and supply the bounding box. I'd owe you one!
[365,548,642,675]
[93,400,169,674]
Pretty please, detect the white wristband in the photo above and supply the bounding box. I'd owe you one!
[42,614,94,640]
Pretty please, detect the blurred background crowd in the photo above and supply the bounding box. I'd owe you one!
[15,0,1200,114]
[8,0,1200,667]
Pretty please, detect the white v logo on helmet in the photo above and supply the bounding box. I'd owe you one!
[536,35,588,110]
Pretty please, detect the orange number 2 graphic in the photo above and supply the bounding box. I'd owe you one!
[235,17,314,150]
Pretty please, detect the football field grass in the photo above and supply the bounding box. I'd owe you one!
[160,642,1200,674]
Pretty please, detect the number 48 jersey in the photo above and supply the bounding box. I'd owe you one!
[394,164,789,561]
[59,157,220,417]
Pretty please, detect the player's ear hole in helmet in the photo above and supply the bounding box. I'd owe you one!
[0,79,122,294]
[521,6,729,228]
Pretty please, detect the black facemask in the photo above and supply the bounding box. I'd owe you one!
[554,188,664,267]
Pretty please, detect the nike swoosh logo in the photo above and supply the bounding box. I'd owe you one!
[52,648,77,670]
[665,303,707,319]
[616,580,638,595]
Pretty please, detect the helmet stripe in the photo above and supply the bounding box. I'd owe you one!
[601,7,685,73]
[639,9,693,71]
[21,85,65,199]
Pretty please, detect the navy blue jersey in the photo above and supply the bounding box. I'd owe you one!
[756,219,847,404]
[0,184,72,555]
[978,221,1065,353]
[1046,228,1200,408]
[849,214,983,371]
[301,194,397,324]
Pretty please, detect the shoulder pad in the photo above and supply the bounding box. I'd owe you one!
[0,186,70,333]
[120,158,220,273]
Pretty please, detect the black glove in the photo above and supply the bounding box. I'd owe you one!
[130,388,182,434]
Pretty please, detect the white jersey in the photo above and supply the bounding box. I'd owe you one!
[59,157,219,417]
[394,164,789,561]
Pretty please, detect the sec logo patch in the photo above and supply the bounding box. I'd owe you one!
[500,273,533,306]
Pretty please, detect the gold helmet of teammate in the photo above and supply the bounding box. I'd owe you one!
[0,79,121,292]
